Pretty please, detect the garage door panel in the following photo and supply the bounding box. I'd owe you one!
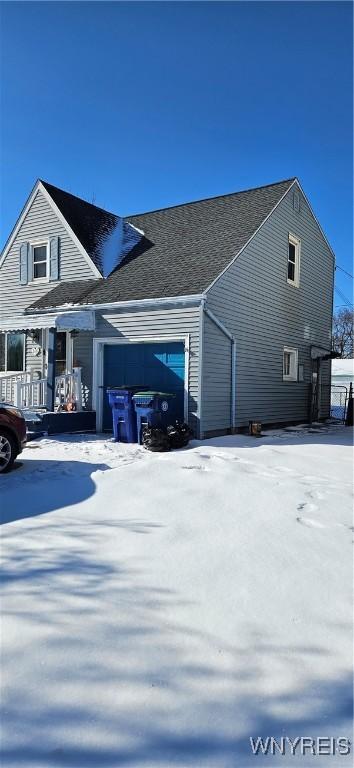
[103,341,185,431]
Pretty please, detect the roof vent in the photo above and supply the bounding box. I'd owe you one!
[293,191,300,213]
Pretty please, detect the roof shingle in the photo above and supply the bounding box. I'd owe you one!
[28,279,100,311]
[86,178,295,303]
[41,180,120,275]
[31,177,295,308]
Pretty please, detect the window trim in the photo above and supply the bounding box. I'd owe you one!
[283,346,298,382]
[287,233,301,287]
[1,332,26,373]
[30,239,50,283]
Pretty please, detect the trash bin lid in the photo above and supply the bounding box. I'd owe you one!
[133,391,176,398]
[107,385,149,393]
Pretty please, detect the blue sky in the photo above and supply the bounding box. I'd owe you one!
[1,1,352,307]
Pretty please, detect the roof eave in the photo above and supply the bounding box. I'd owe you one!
[0,179,41,268]
[27,293,206,314]
[0,179,104,278]
[38,182,104,278]
[204,178,298,294]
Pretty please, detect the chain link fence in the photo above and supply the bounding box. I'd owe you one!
[330,385,349,422]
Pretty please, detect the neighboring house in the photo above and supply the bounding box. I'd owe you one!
[0,177,335,438]
[330,359,354,421]
[331,358,354,390]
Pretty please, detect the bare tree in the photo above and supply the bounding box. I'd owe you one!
[332,308,353,358]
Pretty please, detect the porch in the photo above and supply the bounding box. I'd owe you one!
[0,309,96,430]
[0,367,83,411]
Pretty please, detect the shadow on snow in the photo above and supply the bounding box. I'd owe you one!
[1,522,352,767]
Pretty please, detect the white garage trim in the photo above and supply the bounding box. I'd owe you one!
[92,335,190,432]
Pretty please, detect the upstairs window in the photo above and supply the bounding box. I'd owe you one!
[287,234,300,287]
[32,243,48,280]
[283,347,298,381]
[20,238,59,285]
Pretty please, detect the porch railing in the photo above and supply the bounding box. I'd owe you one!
[54,368,82,411]
[0,368,83,412]
[15,378,47,409]
[0,371,32,404]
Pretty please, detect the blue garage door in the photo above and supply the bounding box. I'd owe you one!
[103,341,185,430]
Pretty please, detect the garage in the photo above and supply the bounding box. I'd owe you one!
[102,341,186,430]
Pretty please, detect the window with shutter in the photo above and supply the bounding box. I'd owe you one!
[28,241,49,282]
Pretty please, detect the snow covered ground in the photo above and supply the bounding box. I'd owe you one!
[1,425,353,767]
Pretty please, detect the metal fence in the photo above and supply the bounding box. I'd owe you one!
[330,385,348,422]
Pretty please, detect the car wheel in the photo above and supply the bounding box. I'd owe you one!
[0,431,17,473]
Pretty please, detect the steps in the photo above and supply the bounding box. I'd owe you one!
[22,409,97,438]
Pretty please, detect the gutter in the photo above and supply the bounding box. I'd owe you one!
[28,293,206,314]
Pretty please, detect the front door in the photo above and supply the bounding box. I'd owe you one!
[43,330,73,377]
[55,332,68,375]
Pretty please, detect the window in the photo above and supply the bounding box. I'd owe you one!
[19,237,59,285]
[287,234,300,287]
[0,333,25,372]
[32,243,48,280]
[283,347,298,381]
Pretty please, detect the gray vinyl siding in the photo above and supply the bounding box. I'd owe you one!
[205,183,334,430]
[0,188,97,318]
[0,187,100,372]
[201,314,232,431]
[73,306,200,433]
[25,333,45,377]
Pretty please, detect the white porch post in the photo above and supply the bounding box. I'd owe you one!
[14,380,21,407]
[46,327,56,411]
[73,366,83,411]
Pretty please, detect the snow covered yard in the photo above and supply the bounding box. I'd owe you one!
[1,426,353,767]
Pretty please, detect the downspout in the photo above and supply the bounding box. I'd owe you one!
[198,298,206,439]
[202,305,236,432]
[231,337,236,431]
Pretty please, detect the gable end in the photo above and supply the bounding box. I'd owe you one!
[0,181,103,278]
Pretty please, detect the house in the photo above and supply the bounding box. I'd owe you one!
[0,177,335,438]
[331,358,354,391]
[330,358,354,421]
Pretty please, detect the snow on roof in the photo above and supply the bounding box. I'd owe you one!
[99,219,144,277]
[332,359,354,377]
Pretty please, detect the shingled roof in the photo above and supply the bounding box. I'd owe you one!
[41,180,120,276]
[30,178,296,309]
[28,279,100,311]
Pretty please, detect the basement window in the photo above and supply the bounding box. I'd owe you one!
[283,347,298,381]
[287,234,300,287]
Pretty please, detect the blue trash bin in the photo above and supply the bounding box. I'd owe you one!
[133,391,176,444]
[107,386,148,443]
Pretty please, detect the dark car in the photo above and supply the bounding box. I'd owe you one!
[0,403,27,473]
